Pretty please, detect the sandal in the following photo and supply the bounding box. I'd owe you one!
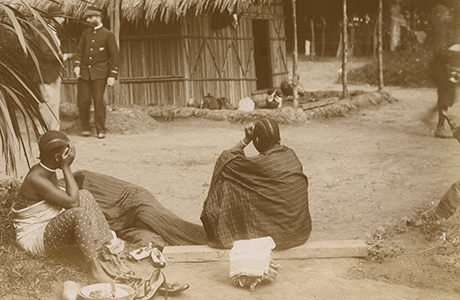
[144,269,166,299]
[151,247,166,269]
[158,282,189,296]
[129,243,154,261]
[131,279,146,299]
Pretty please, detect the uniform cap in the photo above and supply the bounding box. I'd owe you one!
[84,6,104,18]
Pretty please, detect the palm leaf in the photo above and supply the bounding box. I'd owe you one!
[0,1,62,176]
[1,4,27,53]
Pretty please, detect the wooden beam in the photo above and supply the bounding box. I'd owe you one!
[301,97,339,110]
[272,240,367,260]
[162,240,367,263]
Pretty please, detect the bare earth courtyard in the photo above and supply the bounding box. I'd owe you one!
[2,58,460,299]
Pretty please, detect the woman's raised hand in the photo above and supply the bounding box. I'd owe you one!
[243,124,255,144]
[60,141,76,167]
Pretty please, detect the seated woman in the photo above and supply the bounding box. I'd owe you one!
[200,117,312,249]
[12,131,115,283]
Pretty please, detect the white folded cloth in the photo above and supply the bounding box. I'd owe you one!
[230,236,276,278]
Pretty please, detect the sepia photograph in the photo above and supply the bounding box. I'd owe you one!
[1,0,460,299]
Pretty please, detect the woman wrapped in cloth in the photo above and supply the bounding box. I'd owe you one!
[12,131,125,283]
[200,118,312,290]
[200,117,312,250]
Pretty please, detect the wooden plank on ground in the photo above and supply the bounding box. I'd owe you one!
[271,240,368,260]
[301,97,339,110]
[162,240,367,263]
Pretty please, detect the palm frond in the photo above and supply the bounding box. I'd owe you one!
[0,1,63,176]
[1,4,28,53]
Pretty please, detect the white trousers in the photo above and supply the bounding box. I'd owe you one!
[38,77,61,131]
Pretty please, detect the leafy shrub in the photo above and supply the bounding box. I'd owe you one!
[348,48,434,88]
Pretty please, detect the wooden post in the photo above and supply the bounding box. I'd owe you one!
[114,0,120,47]
[109,0,114,30]
[292,0,299,108]
[378,0,384,91]
[321,15,326,58]
[341,0,348,98]
[109,0,121,106]
[310,15,316,60]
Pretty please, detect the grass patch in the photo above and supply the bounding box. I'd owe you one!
[366,200,460,276]
[0,178,91,299]
[304,91,397,120]
[348,48,434,88]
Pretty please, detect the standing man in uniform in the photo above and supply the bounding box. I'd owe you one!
[32,5,72,131]
[73,6,120,139]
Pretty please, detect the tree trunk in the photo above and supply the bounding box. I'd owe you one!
[373,19,378,58]
[336,23,342,58]
[310,16,316,60]
[390,1,401,51]
[378,0,384,90]
[109,0,121,105]
[292,0,299,108]
[342,0,348,98]
[321,16,326,58]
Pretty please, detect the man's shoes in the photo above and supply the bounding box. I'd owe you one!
[434,128,453,138]
[81,131,91,137]
[97,132,105,139]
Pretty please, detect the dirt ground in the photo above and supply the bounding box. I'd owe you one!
[3,57,460,299]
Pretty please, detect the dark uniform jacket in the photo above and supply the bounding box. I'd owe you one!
[30,21,63,84]
[74,26,119,81]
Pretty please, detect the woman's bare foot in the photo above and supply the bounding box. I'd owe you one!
[89,258,114,283]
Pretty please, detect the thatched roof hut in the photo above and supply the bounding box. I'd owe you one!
[8,0,289,107]
[14,0,265,22]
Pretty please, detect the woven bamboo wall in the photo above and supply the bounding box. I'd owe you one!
[182,0,288,106]
[118,33,185,106]
[181,14,256,106]
[59,0,288,107]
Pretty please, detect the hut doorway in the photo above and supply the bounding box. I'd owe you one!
[253,20,272,90]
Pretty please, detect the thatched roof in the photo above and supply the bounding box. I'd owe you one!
[7,0,266,23]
